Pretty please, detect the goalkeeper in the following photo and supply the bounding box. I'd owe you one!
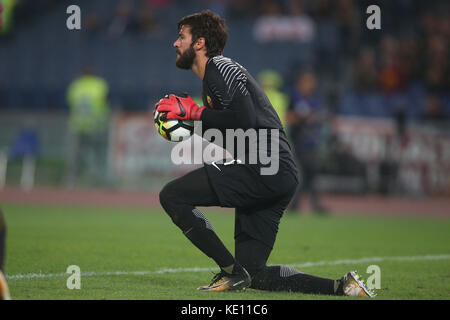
[155,10,373,297]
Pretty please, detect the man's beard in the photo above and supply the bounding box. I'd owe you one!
[175,46,196,69]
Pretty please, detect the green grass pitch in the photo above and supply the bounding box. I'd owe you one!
[2,204,450,300]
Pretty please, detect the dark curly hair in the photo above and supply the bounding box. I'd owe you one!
[177,10,228,58]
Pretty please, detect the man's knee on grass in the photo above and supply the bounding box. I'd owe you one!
[160,182,182,223]
[159,181,197,232]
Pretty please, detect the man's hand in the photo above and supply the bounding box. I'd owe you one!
[155,94,206,121]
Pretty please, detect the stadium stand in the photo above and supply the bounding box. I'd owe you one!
[1,0,447,121]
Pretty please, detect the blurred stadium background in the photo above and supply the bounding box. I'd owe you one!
[0,0,449,215]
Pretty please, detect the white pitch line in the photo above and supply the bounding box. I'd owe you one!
[6,254,450,280]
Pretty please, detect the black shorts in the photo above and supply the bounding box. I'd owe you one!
[204,161,298,248]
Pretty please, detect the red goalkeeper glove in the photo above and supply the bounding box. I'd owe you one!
[155,94,206,121]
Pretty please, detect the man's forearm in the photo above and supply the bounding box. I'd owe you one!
[200,95,256,130]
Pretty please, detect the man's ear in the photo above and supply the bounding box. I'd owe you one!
[194,37,206,51]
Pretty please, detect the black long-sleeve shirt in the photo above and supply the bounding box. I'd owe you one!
[199,55,297,174]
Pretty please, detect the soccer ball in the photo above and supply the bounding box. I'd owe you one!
[154,109,194,142]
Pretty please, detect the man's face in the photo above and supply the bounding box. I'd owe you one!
[173,25,196,69]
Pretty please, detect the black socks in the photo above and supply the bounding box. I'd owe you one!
[250,265,336,295]
[181,208,235,269]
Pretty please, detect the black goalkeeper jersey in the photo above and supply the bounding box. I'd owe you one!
[199,55,297,175]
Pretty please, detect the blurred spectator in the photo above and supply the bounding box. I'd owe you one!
[258,69,289,128]
[421,10,443,37]
[332,134,366,175]
[66,66,110,187]
[308,0,333,20]
[226,0,257,19]
[424,35,449,95]
[9,120,40,191]
[287,69,328,214]
[333,0,359,56]
[422,94,447,123]
[136,1,161,36]
[397,37,421,84]
[10,123,39,161]
[107,0,138,38]
[84,11,102,37]
[378,36,407,94]
[259,0,282,16]
[0,0,17,36]
[441,11,450,39]
[378,136,399,196]
[353,47,379,92]
[0,1,3,29]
